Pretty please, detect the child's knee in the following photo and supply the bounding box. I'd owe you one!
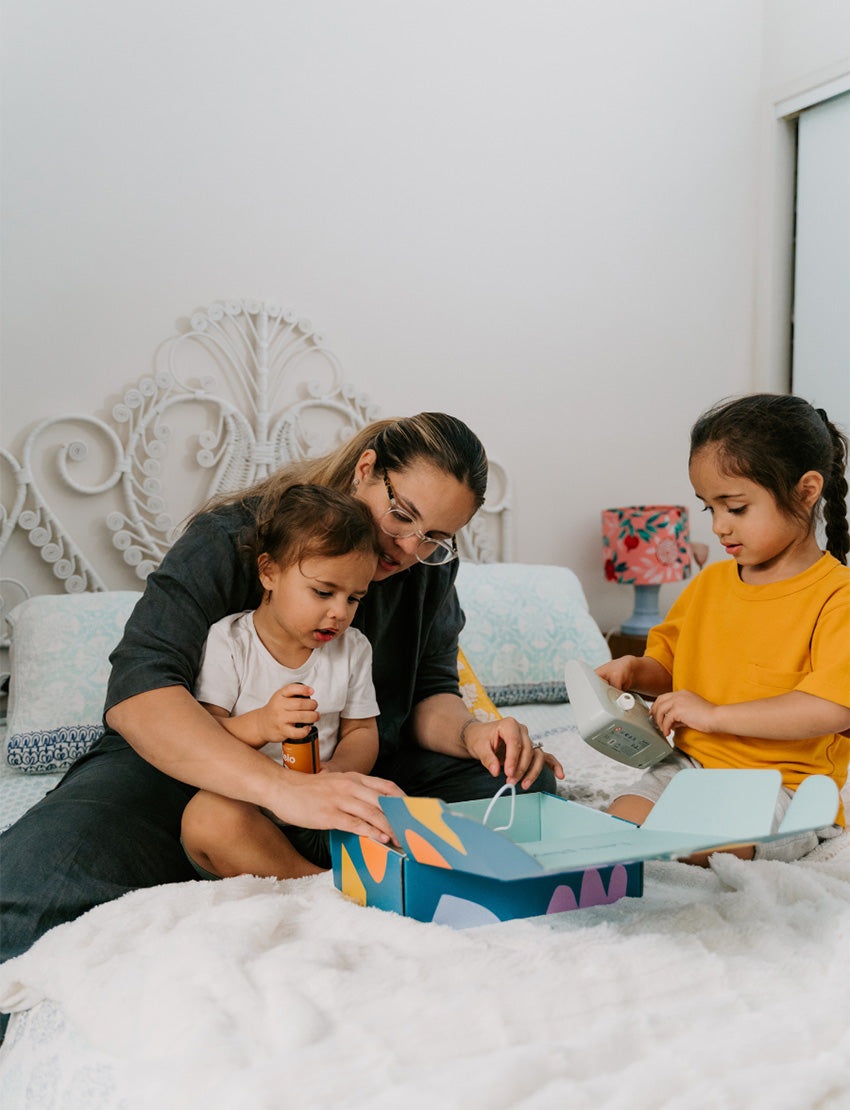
[182,791,250,847]
[606,793,656,825]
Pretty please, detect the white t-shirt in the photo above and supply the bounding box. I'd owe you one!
[194,610,379,764]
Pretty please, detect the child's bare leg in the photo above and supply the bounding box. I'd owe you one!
[681,844,755,867]
[606,794,655,825]
[606,794,755,866]
[182,790,326,879]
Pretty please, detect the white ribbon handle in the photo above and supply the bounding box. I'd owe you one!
[482,782,516,832]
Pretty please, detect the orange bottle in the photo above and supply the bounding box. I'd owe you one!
[282,690,320,773]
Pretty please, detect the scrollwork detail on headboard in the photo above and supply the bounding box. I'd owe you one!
[1,299,511,646]
[1,426,114,595]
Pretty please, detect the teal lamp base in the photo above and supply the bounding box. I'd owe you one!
[621,584,662,636]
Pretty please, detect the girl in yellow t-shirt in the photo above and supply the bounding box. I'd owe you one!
[598,393,850,863]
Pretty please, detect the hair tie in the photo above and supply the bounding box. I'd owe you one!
[816,407,829,424]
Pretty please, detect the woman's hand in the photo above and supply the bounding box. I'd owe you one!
[110,688,401,842]
[412,693,564,789]
[650,689,718,736]
[267,769,405,844]
[461,717,565,790]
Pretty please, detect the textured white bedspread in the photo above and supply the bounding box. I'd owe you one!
[2,712,850,1110]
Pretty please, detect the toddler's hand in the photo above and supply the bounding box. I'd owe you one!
[651,689,718,735]
[596,656,638,691]
[258,683,319,742]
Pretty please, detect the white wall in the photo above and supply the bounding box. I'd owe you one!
[762,0,850,91]
[752,0,850,396]
[2,0,847,632]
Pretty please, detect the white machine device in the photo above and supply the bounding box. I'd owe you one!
[564,658,674,769]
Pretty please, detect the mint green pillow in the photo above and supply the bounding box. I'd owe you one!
[455,563,610,705]
[6,592,142,773]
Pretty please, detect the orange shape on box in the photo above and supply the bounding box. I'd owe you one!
[360,836,389,883]
[404,828,452,869]
[402,798,466,855]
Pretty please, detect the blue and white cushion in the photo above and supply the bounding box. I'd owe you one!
[455,563,610,705]
[6,592,142,773]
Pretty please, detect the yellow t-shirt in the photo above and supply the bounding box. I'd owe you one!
[645,553,850,822]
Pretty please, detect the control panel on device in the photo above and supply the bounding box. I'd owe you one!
[564,659,673,769]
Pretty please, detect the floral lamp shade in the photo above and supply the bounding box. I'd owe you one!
[602,505,691,635]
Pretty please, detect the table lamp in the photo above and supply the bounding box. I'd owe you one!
[602,505,691,635]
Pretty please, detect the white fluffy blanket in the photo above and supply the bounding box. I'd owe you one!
[2,724,850,1109]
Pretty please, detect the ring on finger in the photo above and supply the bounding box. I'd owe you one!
[531,741,544,750]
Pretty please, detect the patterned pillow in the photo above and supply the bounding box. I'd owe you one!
[6,592,142,773]
[455,563,610,705]
[457,647,501,722]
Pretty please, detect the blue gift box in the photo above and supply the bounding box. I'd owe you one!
[330,770,838,929]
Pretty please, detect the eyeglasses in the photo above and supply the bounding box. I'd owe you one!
[380,470,458,566]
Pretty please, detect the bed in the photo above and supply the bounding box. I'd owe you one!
[1,300,849,1109]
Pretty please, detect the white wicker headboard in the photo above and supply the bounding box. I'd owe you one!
[0,299,511,646]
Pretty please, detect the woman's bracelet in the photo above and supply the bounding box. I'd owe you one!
[459,716,476,750]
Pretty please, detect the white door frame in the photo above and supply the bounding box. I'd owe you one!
[752,67,850,394]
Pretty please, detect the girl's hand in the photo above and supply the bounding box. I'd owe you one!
[461,717,565,790]
[651,689,718,736]
[596,656,638,691]
[596,655,673,698]
[258,683,319,743]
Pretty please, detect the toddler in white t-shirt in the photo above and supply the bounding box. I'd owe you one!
[181,484,381,880]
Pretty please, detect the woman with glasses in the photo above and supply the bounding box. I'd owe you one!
[0,413,563,967]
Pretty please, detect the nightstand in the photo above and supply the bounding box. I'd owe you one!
[606,630,648,658]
